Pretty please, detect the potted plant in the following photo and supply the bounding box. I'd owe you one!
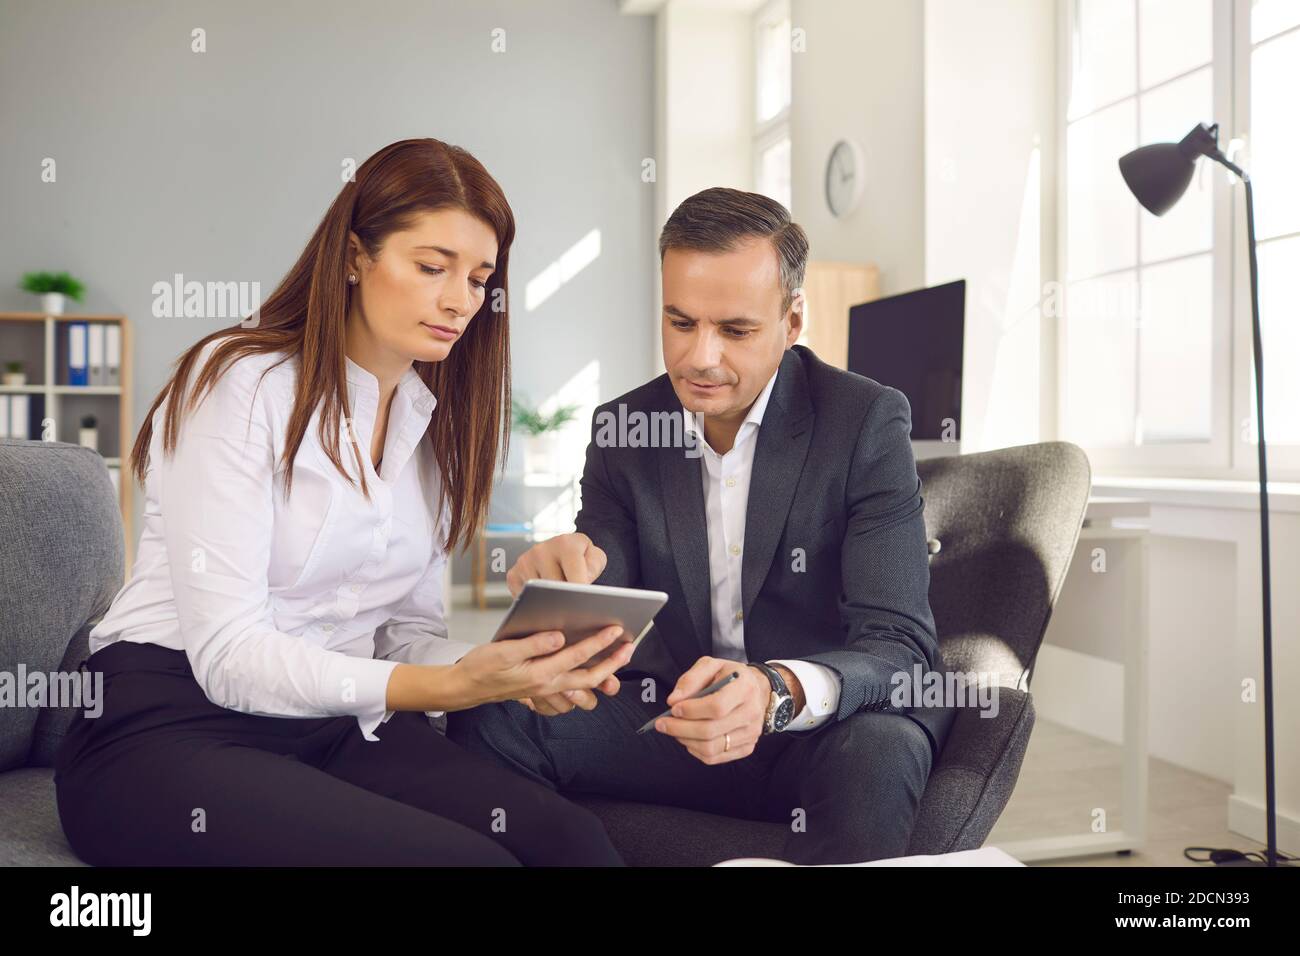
[20,270,86,316]
[2,360,26,386]
[512,397,579,477]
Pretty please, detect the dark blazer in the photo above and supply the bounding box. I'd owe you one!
[575,344,955,757]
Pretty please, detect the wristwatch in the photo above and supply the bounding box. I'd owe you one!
[752,662,795,734]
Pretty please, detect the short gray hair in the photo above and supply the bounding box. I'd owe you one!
[658,187,808,312]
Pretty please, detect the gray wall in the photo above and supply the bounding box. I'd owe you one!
[0,0,656,549]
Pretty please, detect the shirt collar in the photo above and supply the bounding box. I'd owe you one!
[345,355,437,415]
[744,365,780,427]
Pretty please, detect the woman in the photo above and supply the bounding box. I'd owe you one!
[54,138,630,866]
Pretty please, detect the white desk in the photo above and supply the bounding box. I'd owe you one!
[995,496,1151,862]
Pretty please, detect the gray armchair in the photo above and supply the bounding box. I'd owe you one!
[567,441,1092,864]
[0,437,1090,866]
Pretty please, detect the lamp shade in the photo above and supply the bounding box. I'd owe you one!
[1118,142,1196,217]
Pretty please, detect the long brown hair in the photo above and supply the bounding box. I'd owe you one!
[130,137,514,552]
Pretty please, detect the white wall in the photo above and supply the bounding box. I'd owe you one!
[657,1,755,223]
[652,0,757,371]
[790,0,926,294]
[924,0,1058,453]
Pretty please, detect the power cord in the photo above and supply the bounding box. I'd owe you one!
[1184,846,1297,866]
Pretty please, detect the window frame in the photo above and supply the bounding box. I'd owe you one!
[1055,0,1300,480]
[752,0,792,211]
[1228,0,1300,479]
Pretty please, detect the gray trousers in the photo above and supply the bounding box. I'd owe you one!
[446,677,934,865]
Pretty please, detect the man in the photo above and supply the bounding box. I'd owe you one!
[447,186,955,865]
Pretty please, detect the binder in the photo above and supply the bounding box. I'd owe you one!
[8,393,29,439]
[68,321,88,386]
[105,324,121,387]
[89,323,105,386]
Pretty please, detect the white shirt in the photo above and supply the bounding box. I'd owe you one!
[88,339,476,741]
[682,366,843,732]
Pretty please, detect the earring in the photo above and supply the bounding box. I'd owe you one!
[347,273,358,285]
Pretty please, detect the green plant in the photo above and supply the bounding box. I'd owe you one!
[512,397,579,436]
[5,360,23,373]
[20,270,85,301]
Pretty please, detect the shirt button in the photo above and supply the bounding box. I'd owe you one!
[729,544,741,556]
[725,478,736,488]
[321,623,335,632]
[735,611,743,622]
[350,584,362,593]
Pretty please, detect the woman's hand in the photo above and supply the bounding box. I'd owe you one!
[515,669,623,716]
[452,626,634,710]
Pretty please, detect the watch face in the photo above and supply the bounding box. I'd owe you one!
[774,697,795,731]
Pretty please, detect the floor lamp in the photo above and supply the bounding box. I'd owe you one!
[1119,121,1289,867]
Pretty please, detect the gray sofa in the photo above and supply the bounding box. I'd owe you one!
[0,436,1090,866]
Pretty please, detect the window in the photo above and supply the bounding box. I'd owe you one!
[1058,0,1300,478]
[1240,0,1300,449]
[754,0,791,212]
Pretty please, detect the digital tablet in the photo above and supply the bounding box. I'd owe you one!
[491,580,669,667]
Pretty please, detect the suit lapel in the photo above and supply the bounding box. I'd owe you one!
[741,349,814,624]
[656,380,713,658]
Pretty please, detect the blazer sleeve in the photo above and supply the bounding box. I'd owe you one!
[157,351,400,741]
[574,404,641,589]
[801,386,941,721]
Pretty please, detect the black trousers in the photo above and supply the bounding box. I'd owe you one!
[448,678,935,865]
[53,640,624,866]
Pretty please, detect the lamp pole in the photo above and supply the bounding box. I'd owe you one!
[1120,122,1284,867]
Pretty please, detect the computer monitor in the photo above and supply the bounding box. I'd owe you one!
[846,279,965,448]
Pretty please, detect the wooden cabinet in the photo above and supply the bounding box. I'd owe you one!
[798,261,880,370]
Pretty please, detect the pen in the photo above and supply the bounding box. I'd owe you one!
[635,670,741,734]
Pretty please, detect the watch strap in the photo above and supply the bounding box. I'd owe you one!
[752,662,791,733]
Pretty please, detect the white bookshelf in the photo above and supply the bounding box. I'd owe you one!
[0,311,134,578]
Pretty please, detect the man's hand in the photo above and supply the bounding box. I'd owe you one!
[506,532,608,597]
[651,657,804,764]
